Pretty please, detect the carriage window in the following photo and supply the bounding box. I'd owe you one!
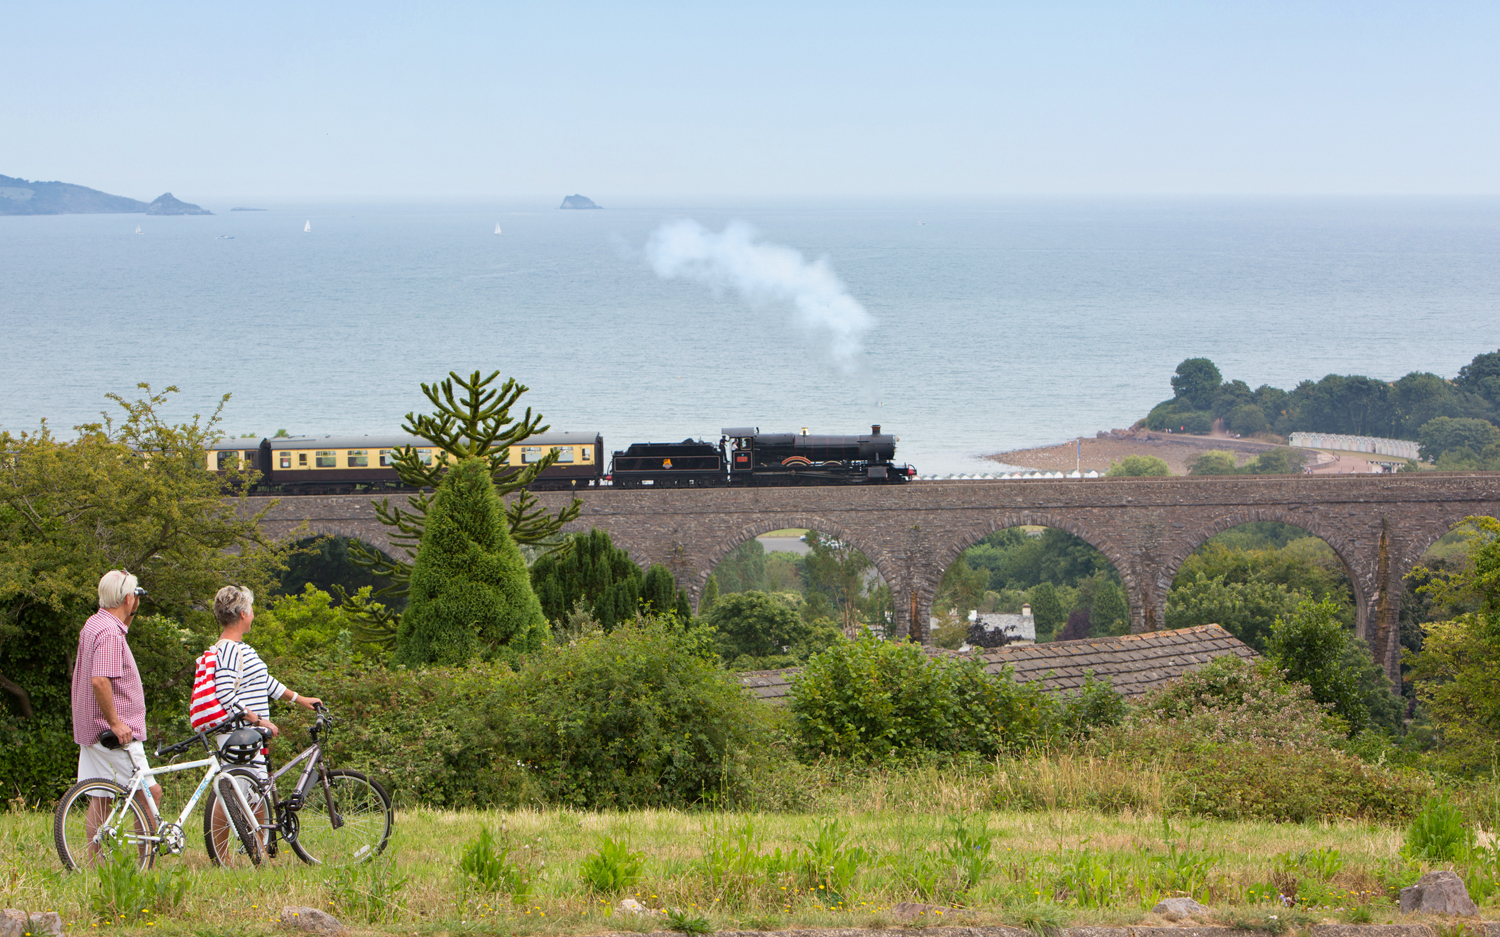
[521,446,542,463]
[416,448,434,466]
[553,446,574,463]
[298,452,308,467]
[347,450,369,467]
[280,453,292,469]
[582,448,591,461]
[243,451,258,468]
[379,449,393,467]
[216,451,235,470]
[315,450,336,468]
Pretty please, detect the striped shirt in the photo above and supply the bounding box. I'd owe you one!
[209,639,287,723]
[72,609,147,745]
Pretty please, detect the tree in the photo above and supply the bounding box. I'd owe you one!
[1227,403,1269,436]
[801,532,875,638]
[1268,598,1368,736]
[1418,417,1500,463]
[1408,516,1500,770]
[1171,358,1222,410]
[1455,349,1500,410]
[397,457,548,666]
[1105,455,1170,477]
[278,536,395,606]
[1056,608,1091,641]
[1165,571,1302,653]
[1090,581,1130,635]
[706,591,835,664]
[1245,447,1305,475]
[1027,582,1065,640]
[713,539,768,594]
[1390,371,1456,437]
[0,385,287,720]
[529,528,647,632]
[1187,450,1240,475]
[699,574,720,614]
[347,370,582,639]
[936,557,989,618]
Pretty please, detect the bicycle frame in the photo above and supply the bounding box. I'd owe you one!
[244,732,348,847]
[89,744,258,859]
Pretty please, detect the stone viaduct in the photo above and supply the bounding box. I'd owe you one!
[250,472,1500,682]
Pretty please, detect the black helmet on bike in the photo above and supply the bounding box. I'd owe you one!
[220,727,263,765]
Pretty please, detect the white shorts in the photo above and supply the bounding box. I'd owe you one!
[77,740,149,786]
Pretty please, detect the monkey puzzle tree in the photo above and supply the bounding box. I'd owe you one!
[397,457,548,665]
[344,370,581,647]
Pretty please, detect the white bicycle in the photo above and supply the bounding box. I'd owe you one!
[53,714,271,870]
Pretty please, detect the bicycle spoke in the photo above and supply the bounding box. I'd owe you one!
[289,770,392,866]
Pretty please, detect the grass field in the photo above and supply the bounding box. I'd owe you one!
[3,784,1491,937]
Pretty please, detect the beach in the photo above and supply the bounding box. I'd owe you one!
[987,430,1287,475]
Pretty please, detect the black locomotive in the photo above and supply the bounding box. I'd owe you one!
[206,425,914,494]
[609,426,915,488]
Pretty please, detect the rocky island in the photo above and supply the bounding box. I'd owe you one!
[145,192,212,215]
[0,173,210,215]
[559,194,601,209]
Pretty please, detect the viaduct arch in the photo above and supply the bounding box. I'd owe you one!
[251,472,1500,682]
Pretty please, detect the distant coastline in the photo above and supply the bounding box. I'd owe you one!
[0,173,210,215]
[230,207,267,212]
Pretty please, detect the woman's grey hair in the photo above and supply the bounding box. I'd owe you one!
[98,570,139,609]
[213,585,255,626]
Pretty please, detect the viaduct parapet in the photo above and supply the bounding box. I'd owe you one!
[249,473,1500,682]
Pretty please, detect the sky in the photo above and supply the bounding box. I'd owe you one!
[4,1,1498,201]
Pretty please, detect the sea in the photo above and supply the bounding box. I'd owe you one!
[3,198,1498,476]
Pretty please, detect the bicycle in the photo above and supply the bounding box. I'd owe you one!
[200,704,392,868]
[54,714,271,871]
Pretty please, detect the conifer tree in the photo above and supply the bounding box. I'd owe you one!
[344,370,581,647]
[397,457,547,665]
[700,575,720,614]
[529,528,693,632]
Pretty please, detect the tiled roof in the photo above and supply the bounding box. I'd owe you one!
[736,625,1255,704]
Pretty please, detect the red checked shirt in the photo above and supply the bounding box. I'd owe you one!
[71,609,147,745]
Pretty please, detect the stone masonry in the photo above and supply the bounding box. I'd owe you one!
[249,472,1500,682]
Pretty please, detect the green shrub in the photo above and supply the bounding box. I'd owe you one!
[579,837,644,894]
[1269,598,1368,735]
[458,826,533,902]
[789,635,1056,762]
[501,616,773,808]
[1058,672,1127,740]
[1402,795,1475,862]
[399,456,547,665]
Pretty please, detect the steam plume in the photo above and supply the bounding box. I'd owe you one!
[645,220,872,374]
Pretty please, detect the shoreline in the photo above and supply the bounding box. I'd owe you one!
[986,430,1289,475]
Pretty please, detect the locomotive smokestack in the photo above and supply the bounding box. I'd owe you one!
[872,424,881,435]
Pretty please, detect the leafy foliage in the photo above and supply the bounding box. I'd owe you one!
[706,591,841,669]
[502,616,773,808]
[1166,571,1301,653]
[1104,455,1170,477]
[458,826,533,902]
[1401,795,1474,862]
[579,837,644,894]
[1268,598,1368,735]
[1408,516,1500,771]
[789,635,1056,762]
[398,457,548,665]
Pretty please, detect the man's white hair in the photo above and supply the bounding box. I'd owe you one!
[98,570,139,609]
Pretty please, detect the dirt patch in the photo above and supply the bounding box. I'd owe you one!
[988,431,1290,476]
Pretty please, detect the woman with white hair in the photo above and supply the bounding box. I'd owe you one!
[204,585,321,768]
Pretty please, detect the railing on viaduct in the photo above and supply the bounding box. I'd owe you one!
[248,472,1500,682]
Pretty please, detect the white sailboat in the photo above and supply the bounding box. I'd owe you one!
[494,223,502,235]
[135,225,142,235]
[304,220,311,232]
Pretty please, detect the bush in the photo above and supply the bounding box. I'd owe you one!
[1269,598,1368,735]
[501,616,774,808]
[789,635,1056,762]
[399,457,547,665]
[1105,455,1170,477]
[1419,416,1500,463]
[1187,450,1240,475]
[1228,403,1270,435]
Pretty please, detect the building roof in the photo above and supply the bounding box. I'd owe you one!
[736,625,1255,704]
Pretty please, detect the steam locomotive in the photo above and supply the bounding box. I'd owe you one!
[207,425,914,494]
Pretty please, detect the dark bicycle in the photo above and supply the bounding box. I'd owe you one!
[202,704,392,868]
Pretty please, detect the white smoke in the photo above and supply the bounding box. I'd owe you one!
[644,220,873,374]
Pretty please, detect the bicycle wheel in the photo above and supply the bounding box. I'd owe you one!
[288,770,392,866]
[54,778,155,872]
[203,768,269,868]
[209,774,263,867]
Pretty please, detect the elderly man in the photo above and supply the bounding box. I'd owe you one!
[71,569,161,845]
